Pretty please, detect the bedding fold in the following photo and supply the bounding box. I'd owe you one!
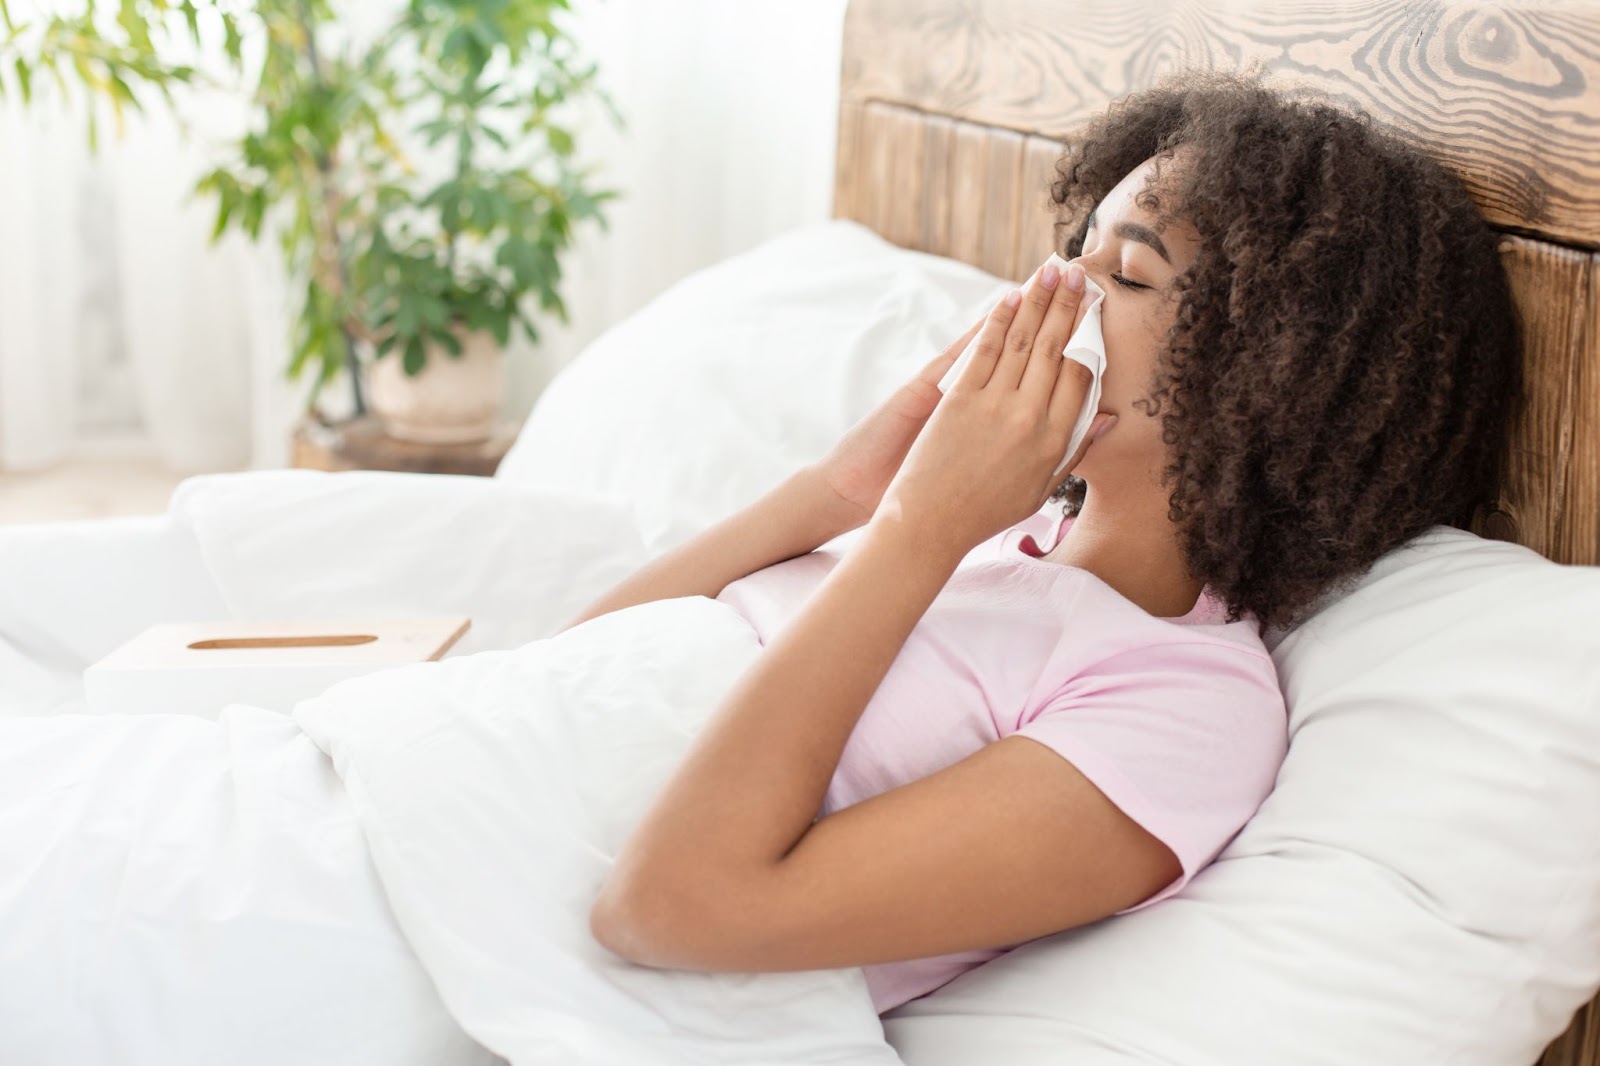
[293,595,901,1066]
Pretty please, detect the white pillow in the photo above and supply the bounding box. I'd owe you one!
[496,219,1012,553]
[169,469,652,656]
[0,514,230,716]
[294,596,900,1066]
[881,526,1600,1066]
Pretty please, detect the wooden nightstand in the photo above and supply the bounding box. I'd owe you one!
[291,414,519,477]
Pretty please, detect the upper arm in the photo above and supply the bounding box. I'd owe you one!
[593,734,1182,973]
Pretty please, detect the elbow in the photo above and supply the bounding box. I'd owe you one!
[588,872,697,968]
[588,885,635,959]
[590,865,760,970]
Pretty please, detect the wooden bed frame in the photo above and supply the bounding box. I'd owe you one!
[829,2,1600,1063]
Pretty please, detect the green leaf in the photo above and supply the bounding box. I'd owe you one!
[117,0,152,51]
[518,309,542,343]
[244,187,268,240]
[13,58,30,104]
[221,13,242,63]
[416,116,454,146]
[403,334,426,376]
[546,124,572,156]
[211,188,235,241]
[394,299,419,337]
[419,296,449,331]
[318,344,341,386]
[110,72,138,113]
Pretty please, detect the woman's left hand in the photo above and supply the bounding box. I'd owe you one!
[874,258,1116,553]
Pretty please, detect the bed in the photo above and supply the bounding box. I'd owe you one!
[3,1,1600,1064]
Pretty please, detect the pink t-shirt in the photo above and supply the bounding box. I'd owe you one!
[713,505,1288,1015]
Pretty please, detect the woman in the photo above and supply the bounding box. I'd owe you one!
[574,74,1523,1015]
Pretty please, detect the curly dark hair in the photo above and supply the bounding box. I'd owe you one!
[1046,71,1524,634]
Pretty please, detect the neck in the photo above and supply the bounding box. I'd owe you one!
[1046,486,1205,619]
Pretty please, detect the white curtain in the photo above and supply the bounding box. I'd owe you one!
[0,0,849,474]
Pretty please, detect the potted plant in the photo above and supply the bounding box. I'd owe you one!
[198,0,623,443]
[3,0,621,444]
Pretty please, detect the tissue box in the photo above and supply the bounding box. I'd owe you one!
[84,616,471,719]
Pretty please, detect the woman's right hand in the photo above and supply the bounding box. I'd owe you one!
[807,314,986,532]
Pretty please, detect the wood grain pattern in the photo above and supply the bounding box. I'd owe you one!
[1471,237,1594,563]
[916,115,957,255]
[1011,135,1070,276]
[1549,1003,1600,1066]
[834,0,1600,247]
[944,120,993,268]
[289,414,515,476]
[833,3,1600,1063]
[981,126,1027,278]
[1572,264,1600,564]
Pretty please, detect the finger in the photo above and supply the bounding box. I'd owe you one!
[913,315,985,386]
[1047,348,1096,441]
[1018,259,1086,398]
[950,288,1023,392]
[987,258,1057,391]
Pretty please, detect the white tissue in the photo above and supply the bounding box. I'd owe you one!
[937,253,1107,478]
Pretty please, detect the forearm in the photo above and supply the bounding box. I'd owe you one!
[557,466,861,635]
[594,512,964,918]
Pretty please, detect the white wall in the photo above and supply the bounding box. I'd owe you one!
[502,0,852,420]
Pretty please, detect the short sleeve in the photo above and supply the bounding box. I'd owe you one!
[1011,638,1288,913]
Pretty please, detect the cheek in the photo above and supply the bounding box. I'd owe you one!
[1098,321,1155,408]
[1098,304,1174,413]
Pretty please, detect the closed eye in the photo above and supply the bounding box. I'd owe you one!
[1110,272,1151,291]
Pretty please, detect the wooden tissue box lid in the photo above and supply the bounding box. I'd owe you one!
[93,616,472,670]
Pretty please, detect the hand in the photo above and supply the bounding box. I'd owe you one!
[874,257,1116,552]
[808,313,988,531]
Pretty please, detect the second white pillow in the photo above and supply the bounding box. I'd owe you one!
[497,219,1012,553]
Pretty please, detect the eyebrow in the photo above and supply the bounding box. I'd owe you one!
[1084,209,1171,264]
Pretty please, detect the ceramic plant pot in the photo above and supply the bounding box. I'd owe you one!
[366,327,505,444]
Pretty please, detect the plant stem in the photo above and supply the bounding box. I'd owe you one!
[296,0,365,417]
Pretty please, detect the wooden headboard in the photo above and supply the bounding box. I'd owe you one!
[831,0,1600,580]
[831,2,1599,1062]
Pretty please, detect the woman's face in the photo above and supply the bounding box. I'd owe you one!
[1066,154,1202,490]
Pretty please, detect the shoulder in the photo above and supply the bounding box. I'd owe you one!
[1018,590,1288,794]
[1062,568,1279,681]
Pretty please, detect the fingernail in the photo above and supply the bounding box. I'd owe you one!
[1004,289,1022,308]
[1040,262,1061,290]
[1065,264,1085,292]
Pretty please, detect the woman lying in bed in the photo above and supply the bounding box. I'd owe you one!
[573,72,1523,1014]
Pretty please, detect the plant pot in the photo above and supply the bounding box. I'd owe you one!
[366,328,506,444]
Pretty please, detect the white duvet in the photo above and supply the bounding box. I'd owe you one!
[0,470,899,1065]
[0,705,496,1066]
[0,597,898,1065]
[295,595,898,1064]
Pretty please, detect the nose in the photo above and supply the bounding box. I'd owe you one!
[1062,254,1100,291]
[1066,253,1100,278]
